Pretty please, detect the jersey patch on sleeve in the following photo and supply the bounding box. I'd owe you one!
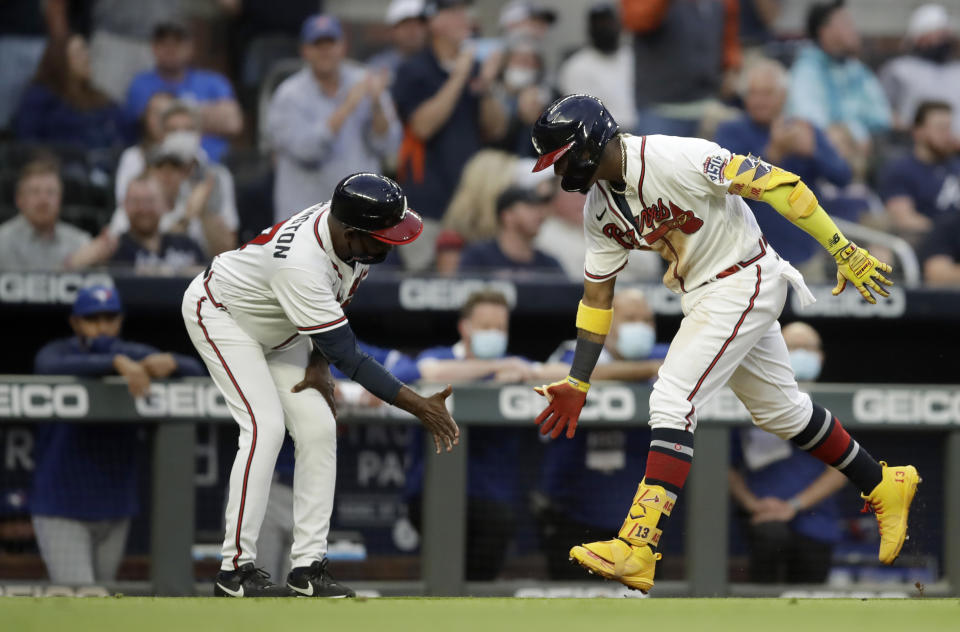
[702,154,729,185]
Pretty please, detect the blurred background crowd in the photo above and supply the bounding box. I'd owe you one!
[0,0,956,591]
[1,0,960,285]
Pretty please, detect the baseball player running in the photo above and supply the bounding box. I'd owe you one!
[530,95,920,593]
[182,173,459,598]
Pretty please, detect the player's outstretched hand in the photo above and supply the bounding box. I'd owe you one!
[832,241,894,304]
[292,357,338,420]
[396,385,460,454]
[533,377,589,439]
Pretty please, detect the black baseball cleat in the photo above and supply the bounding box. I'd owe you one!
[287,559,356,598]
[214,563,294,597]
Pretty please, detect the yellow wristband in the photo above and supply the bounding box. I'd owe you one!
[575,300,613,335]
[564,375,590,393]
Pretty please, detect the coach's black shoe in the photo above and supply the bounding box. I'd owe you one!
[287,559,356,598]
[214,563,293,597]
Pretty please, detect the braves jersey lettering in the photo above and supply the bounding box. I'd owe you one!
[583,135,763,292]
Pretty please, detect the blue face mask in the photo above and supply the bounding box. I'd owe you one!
[470,329,508,359]
[790,349,822,381]
[616,322,656,360]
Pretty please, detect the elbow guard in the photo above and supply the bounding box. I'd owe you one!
[725,153,818,221]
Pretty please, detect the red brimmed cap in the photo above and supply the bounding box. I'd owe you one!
[368,207,424,245]
[532,141,574,172]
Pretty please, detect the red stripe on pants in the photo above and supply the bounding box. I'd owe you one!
[810,419,852,465]
[196,297,258,569]
[644,451,692,490]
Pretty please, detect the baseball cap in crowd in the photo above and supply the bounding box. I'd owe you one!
[495,185,551,216]
[73,286,123,317]
[435,228,466,251]
[907,4,952,40]
[423,0,471,19]
[301,14,344,44]
[152,21,189,41]
[499,1,558,30]
[150,130,200,166]
[387,0,425,25]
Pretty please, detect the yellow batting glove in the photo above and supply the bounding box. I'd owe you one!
[832,241,894,304]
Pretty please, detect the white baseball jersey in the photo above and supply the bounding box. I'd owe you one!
[583,134,764,292]
[205,203,369,349]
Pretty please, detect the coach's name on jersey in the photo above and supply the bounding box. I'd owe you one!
[273,211,314,259]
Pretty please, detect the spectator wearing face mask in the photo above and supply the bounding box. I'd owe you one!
[30,285,204,585]
[533,288,667,579]
[558,3,636,133]
[491,35,555,157]
[109,100,239,257]
[405,290,537,580]
[880,4,960,134]
[496,35,558,158]
[728,321,847,584]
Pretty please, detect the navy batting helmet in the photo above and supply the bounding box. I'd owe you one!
[531,94,619,193]
[331,173,423,244]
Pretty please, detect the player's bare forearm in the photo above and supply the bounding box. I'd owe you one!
[583,277,616,309]
[479,93,508,142]
[728,469,761,513]
[408,72,471,140]
[792,466,847,511]
[418,358,512,383]
[201,214,236,255]
[200,100,243,136]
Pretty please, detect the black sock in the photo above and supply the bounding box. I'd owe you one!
[790,403,883,494]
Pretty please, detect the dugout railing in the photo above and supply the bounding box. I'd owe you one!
[1,376,958,597]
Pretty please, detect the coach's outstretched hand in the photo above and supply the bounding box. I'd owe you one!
[534,376,589,439]
[396,385,460,454]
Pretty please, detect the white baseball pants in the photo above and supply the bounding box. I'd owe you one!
[182,274,337,572]
[650,249,814,438]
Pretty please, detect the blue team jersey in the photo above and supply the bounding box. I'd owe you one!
[878,152,960,221]
[30,337,205,520]
[125,68,236,162]
[538,342,669,528]
[731,430,842,543]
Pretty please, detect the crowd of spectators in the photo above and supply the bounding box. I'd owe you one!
[2,0,960,286]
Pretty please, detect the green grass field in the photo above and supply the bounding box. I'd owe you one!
[2,597,958,632]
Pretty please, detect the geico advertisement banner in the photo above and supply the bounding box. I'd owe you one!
[2,380,960,426]
[0,380,230,420]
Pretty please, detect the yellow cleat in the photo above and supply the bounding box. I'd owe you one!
[861,462,921,565]
[570,538,662,593]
